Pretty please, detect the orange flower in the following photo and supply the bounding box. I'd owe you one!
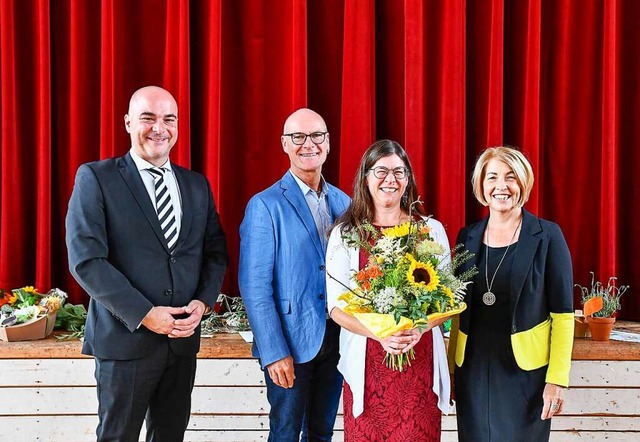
[367,265,383,279]
[4,292,17,305]
[355,270,369,283]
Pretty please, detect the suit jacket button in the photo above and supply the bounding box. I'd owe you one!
[512,325,517,333]
[319,265,326,270]
[170,258,177,263]
[165,289,173,296]
[318,294,325,300]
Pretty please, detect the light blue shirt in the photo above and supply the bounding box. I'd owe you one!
[290,170,331,252]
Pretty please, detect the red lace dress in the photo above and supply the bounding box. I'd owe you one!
[341,246,441,442]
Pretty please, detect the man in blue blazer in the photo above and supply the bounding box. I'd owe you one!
[239,108,350,441]
[66,86,227,441]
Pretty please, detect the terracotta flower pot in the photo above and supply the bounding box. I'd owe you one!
[586,316,615,341]
[574,317,591,338]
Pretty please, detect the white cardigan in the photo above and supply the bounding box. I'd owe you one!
[326,217,452,418]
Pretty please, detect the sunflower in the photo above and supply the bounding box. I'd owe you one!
[381,222,411,238]
[406,253,439,291]
[5,291,18,305]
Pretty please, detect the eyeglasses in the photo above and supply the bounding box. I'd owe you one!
[368,166,409,180]
[283,132,328,145]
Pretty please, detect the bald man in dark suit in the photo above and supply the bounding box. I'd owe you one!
[66,86,227,441]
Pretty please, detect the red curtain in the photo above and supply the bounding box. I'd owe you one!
[1,0,638,320]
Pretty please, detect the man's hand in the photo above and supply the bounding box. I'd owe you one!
[141,306,187,335]
[266,355,296,389]
[170,300,207,338]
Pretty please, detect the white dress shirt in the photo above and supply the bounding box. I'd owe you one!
[129,149,182,238]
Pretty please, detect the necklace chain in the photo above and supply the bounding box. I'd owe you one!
[484,218,522,303]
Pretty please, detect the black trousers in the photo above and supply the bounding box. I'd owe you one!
[94,340,197,442]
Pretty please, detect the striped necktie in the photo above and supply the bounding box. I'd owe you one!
[147,167,178,252]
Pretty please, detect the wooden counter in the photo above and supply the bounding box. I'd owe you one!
[3,324,638,360]
[0,332,253,359]
[1,323,639,441]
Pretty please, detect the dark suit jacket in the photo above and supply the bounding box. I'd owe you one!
[450,208,574,386]
[66,153,227,360]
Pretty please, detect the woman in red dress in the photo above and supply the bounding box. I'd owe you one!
[326,140,451,441]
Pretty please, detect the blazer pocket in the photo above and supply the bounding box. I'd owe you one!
[278,299,291,315]
[511,318,551,371]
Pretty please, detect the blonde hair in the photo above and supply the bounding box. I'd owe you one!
[471,146,534,208]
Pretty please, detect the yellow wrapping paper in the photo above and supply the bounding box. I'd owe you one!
[349,302,467,339]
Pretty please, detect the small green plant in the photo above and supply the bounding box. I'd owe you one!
[55,303,88,341]
[201,294,250,335]
[576,272,629,318]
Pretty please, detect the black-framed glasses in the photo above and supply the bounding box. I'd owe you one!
[368,166,409,180]
[283,131,328,145]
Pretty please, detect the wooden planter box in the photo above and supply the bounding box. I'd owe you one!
[0,313,56,342]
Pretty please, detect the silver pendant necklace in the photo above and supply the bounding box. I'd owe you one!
[483,218,522,306]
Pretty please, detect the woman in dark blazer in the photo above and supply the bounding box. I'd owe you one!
[449,146,574,441]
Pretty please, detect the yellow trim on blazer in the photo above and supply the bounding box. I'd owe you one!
[510,313,574,387]
[546,312,574,386]
[455,330,467,368]
[452,313,574,387]
[511,318,551,370]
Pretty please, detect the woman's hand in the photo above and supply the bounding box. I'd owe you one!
[541,383,565,420]
[379,328,423,354]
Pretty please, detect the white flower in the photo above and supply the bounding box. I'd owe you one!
[224,314,241,328]
[416,239,445,257]
[373,236,405,261]
[373,287,406,314]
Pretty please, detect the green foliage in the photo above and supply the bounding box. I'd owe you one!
[55,303,87,341]
[576,272,629,318]
[201,294,250,335]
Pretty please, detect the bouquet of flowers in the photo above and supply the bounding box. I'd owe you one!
[1,286,67,326]
[331,211,476,371]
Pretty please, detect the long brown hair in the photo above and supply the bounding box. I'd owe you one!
[335,139,424,238]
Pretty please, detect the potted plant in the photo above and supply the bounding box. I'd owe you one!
[0,287,67,341]
[575,272,629,341]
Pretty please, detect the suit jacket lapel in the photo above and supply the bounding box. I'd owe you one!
[463,218,487,301]
[172,166,191,252]
[327,185,346,221]
[118,153,170,253]
[509,209,542,318]
[281,172,324,260]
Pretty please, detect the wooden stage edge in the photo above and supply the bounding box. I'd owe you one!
[1,321,638,361]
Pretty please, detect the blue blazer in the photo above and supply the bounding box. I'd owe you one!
[238,171,350,368]
[66,153,228,360]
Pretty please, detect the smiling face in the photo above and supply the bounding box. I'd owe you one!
[482,158,522,213]
[366,154,409,210]
[124,86,178,167]
[281,108,329,179]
